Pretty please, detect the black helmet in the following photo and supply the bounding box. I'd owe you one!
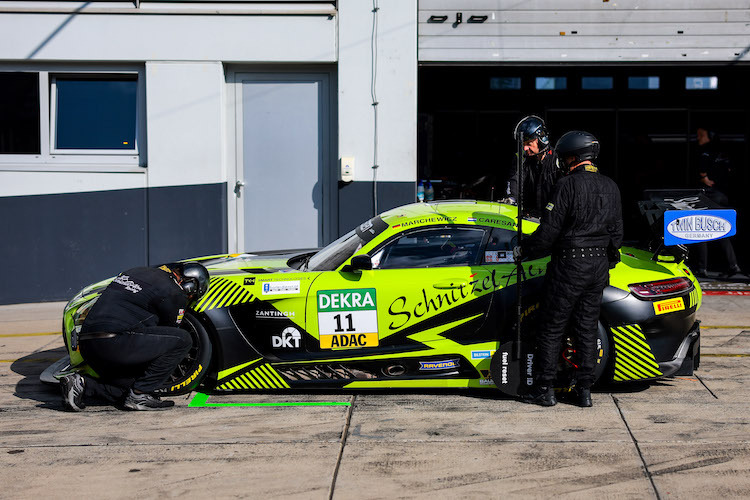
[513,115,550,153]
[179,262,210,301]
[555,131,600,163]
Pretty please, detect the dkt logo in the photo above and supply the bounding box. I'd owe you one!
[272,327,302,349]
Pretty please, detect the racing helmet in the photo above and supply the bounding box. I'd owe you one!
[179,262,210,301]
[554,130,600,164]
[512,115,550,153]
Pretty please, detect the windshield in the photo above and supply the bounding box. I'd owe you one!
[306,215,389,271]
[306,229,363,271]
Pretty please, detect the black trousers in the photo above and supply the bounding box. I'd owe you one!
[534,255,609,388]
[79,326,192,402]
[693,189,738,272]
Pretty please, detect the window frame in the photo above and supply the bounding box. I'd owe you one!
[0,64,146,172]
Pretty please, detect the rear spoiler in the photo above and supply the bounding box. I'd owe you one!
[638,189,736,264]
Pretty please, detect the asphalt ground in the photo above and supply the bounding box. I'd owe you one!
[1,295,749,499]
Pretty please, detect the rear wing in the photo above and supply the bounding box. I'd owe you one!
[638,189,736,263]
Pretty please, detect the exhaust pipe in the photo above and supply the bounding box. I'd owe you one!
[383,364,406,377]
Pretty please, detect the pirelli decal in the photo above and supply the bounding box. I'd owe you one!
[653,297,685,315]
[216,361,290,391]
[194,277,254,313]
[611,324,663,381]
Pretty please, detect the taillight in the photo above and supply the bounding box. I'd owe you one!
[628,277,693,300]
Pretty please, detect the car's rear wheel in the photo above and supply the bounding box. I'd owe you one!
[155,312,212,396]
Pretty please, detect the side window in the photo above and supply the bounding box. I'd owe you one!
[483,227,517,264]
[373,227,486,269]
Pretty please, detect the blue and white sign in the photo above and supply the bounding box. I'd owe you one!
[664,209,736,245]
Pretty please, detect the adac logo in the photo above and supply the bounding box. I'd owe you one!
[419,359,459,371]
[272,327,302,348]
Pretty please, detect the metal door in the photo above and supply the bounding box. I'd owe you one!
[236,72,332,252]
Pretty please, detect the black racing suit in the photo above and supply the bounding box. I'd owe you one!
[506,149,562,216]
[79,266,192,402]
[521,164,623,388]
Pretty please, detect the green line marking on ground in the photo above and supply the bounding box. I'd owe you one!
[188,392,352,407]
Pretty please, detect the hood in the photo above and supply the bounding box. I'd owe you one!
[188,249,319,275]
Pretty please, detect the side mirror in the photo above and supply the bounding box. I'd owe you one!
[346,254,373,272]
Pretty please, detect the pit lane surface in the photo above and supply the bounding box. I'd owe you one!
[1,297,749,499]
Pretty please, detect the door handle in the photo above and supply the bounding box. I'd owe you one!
[433,279,468,290]
[234,180,245,196]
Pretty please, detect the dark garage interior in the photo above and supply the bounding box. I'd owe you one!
[418,64,750,272]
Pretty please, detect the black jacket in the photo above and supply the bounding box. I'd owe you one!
[522,164,623,260]
[506,150,562,215]
[82,266,187,333]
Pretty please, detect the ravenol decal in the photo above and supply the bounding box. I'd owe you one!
[664,209,736,245]
[419,359,459,371]
[262,280,301,296]
[653,297,685,315]
[318,289,379,349]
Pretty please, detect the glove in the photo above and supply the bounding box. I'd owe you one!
[513,245,523,263]
[500,197,517,206]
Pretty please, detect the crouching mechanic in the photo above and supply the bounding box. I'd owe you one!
[60,262,209,411]
[515,131,623,407]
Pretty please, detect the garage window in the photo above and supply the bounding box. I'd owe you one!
[582,77,613,90]
[373,227,486,269]
[0,73,40,154]
[628,76,660,90]
[0,66,144,169]
[535,77,566,90]
[490,77,521,90]
[52,76,137,152]
[686,77,718,90]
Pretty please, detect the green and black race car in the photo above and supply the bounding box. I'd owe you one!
[44,201,701,396]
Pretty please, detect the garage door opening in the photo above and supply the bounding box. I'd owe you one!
[418,64,750,270]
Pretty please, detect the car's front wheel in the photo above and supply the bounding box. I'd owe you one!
[156,312,212,396]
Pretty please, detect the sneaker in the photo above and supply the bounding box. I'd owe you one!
[60,373,86,412]
[123,389,175,411]
[721,265,743,278]
[519,385,557,407]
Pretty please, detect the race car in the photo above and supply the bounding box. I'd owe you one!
[44,200,701,396]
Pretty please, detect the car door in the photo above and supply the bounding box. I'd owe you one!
[305,226,496,356]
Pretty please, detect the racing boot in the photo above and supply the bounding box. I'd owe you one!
[519,385,557,407]
[123,389,175,411]
[60,373,86,411]
[569,386,592,408]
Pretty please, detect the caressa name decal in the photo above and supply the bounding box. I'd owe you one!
[391,216,457,229]
[317,288,379,349]
[653,297,685,315]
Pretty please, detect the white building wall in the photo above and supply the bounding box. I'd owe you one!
[338,0,418,184]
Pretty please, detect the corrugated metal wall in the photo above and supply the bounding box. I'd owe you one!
[419,0,750,62]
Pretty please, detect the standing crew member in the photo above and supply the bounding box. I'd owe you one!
[60,262,209,411]
[515,131,623,407]
[506,115,563,215]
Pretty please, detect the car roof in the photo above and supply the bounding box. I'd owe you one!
[378,200,526,230]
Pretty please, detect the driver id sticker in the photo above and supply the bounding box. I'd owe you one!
[318,288,379,349]
[485,251,514,263]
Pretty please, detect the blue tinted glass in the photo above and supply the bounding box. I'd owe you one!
[489,77,521,90]
[55,78,136,150]
[628,76,660,89]
[581,76,613,90]
[535,77,567,90]
[685,76,718,90]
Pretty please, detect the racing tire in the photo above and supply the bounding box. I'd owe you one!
[155,312,212,396]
